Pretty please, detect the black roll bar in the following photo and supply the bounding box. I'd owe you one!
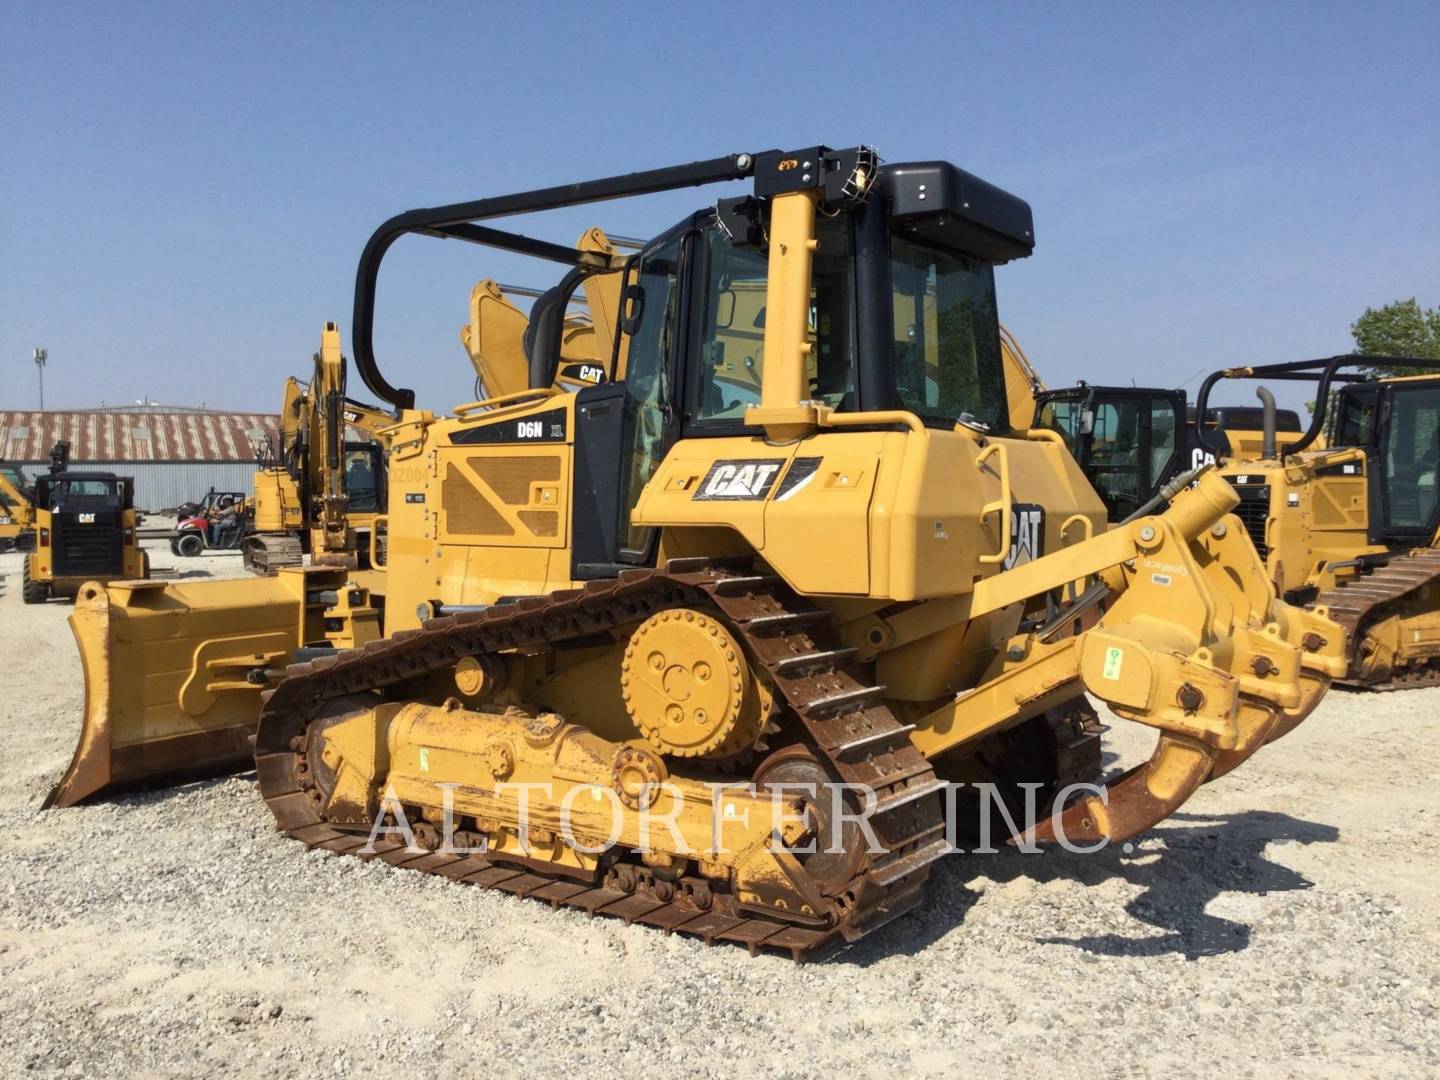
[352,153,763,410]
[1193,354,1440,457]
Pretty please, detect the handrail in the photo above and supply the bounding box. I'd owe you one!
[453,387,561,418]
[352,153,762,410]
[976,442,1013,565]
[1194,353,1440,457]
[815,408,927,435]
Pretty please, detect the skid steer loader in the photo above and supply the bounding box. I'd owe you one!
[49,146,1342,959]
[1193,356,1440,688]
[20,438,147,602]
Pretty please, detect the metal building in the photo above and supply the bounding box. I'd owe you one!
[0,404,280,512]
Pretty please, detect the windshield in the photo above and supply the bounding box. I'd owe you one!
[889,232,1007,430]
[695,214,854,423]
[345,449,381,512]
[1335,391,1378,446]
[1384,383,1440,530]
[54,479,115,499]
[1035,394,1086,453]
[692,216,1007,430]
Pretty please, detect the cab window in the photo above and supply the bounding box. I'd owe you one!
[694,214,854,423]
[619,230,684,554]
[1384,384,1440,529]
[889,234,1007,430]
[345,450,381,512]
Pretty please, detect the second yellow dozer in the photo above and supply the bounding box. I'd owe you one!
[49,146,1343,958]
[1195,356,1440,688]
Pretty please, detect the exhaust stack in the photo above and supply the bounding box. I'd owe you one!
[1257,385,1278,460]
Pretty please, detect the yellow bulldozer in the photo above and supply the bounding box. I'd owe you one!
[47,146,1343,958]
[1035,350,1439,688]
[243,322,394,574]
[1193,356,1440,688]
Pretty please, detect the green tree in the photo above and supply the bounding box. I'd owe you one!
[1351,297,1440,375]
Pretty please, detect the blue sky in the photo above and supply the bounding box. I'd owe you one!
[2,3,1437,415]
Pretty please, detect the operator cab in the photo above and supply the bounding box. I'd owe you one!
[564,157,1032,570]
[1333,377,1440,541]
[1033,385,1185,521]
[353,146,1044,601]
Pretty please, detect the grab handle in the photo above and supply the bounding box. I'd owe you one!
[977,442,1012,565]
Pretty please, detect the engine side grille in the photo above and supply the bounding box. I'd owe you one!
[1229,484,1271,560]
[51,514,124,576]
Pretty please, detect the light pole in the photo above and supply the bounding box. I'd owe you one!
[33,347,47,410]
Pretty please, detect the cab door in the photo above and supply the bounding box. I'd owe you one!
[1377,381,1440,542]
[614,227,691,563]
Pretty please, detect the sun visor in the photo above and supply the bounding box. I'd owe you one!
[880,162,1035,264]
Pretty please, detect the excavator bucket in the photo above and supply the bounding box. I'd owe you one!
[45,567,375,808]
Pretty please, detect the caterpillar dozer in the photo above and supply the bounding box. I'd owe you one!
[243,323,393,575]
[49,146,1342,959]
[1193,356,1440,688]
[1029,383,1314,522]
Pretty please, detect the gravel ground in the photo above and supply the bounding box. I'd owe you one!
[2,538,1438,1077]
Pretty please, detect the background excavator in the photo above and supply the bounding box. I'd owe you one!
[0,458,37,552]
[242,323,393,575]
[48,145,1341,959]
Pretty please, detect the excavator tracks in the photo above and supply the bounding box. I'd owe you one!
[1310,548,1440,689]
[242,534,303,575]
[253,559,949,960]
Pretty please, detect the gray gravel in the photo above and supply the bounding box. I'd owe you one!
[2,539,1438,1077]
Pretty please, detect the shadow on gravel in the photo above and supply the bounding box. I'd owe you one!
[840,809,1338,966]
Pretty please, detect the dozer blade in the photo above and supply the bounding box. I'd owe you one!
[45,569,358,808]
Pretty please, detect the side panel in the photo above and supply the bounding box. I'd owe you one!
[384,398,579,630]
[636,427,1104,601]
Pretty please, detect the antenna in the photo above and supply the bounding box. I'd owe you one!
[33,347,47,409]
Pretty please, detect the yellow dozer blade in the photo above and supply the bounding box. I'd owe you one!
[46,567,377,808]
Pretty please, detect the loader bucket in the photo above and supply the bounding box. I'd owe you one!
[45,569,359,808]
